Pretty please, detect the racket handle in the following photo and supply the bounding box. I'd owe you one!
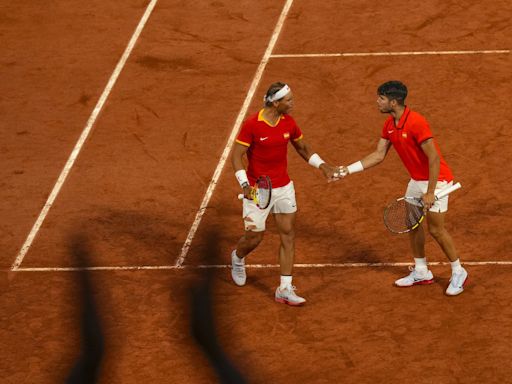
[435,182,461,199]
[238,194,244,200]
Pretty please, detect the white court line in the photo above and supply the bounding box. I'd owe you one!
[14,260,512,272]
[271,49,510,58]
[10,0,159,271]
[174,0,295,268]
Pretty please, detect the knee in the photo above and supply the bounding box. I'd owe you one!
[280,223,295,236]
[281,228,296,244]
[428,225,445,240]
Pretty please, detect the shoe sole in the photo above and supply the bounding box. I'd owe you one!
[395,278,434,287]
[445,277,469,296]
[275,297,305,306]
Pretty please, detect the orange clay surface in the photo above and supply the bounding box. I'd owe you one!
[1,1,512,383]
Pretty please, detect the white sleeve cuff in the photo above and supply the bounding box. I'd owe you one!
[235,169,249,187]
[308,153,325,169]
[347,161,364,174]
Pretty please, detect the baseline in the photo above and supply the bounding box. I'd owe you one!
[271,49,510,58]
[13,260,512,272]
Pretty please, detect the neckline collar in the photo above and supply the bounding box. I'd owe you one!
[394,106,411,130]
[258,109,285,127]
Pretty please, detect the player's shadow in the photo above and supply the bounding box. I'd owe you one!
[189,228,247,383]
[65,234,104,384]
[64,228,248,383]
[244,266,281,299]
[298,220,386,265]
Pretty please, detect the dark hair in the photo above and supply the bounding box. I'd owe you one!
[377,81,408,105]
[264,82,287,106]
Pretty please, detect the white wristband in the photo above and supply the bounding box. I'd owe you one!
[235,169,249,188]
[308,153,325,169]
[347,161,364,174]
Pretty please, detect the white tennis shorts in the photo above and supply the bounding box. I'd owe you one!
[243,181,297,232]
[405,179,453,213]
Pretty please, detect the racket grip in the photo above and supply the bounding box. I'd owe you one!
[237,194,244,200]
[435,182,461,199]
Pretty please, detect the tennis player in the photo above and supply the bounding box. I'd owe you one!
[338,81,468,296]
[231,82,337,306]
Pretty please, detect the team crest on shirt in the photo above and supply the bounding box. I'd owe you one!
[402,133,408,138]
[283,132,290,139]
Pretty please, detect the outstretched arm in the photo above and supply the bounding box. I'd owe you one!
[339,138,391,176]
[291,138,338,180]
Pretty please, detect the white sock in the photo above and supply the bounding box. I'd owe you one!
[280,275,292,290]
[232,250,244,264]
[450,259,463,273]
[414,257,428,272]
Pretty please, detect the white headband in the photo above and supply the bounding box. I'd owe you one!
[265,84,291,103]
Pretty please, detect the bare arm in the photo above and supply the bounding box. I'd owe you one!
[339,138,391,175]
[420,138,440,208]
[291,138,314,162]
[231,142,252,197]
[231,142,248,172]
[291,138,337,179]
[360,138,392,169]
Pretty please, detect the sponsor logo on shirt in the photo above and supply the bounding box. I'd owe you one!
[283,132,290,139]
[387,130,394,134]
[260,137,269,141]
[402,133,407,138]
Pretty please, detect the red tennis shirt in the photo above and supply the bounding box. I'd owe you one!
[381,106,453,181]
[236,109,303,188]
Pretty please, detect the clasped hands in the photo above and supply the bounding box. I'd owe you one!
[319,164,348,182]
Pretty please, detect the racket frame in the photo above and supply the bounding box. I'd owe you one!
[237,175,272,209]
[383,196,425,234]
[383,182,461,234]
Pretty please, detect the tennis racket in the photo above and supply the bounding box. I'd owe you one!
[383,182,461,234]
[237,175,272,209]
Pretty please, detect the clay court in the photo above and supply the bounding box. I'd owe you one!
[2,0,512,382]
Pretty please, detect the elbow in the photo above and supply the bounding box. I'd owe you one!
[231,153,241,170]
[430,154,440,166]
[375,152,386,164]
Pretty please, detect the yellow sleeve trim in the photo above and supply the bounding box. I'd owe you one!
[236,139,250,147]
[293,134,304,142]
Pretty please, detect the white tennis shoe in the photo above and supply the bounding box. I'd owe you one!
[395,266,434,287]
[231,250,246,286]
[445,267,468,296]
[275,286,306,306]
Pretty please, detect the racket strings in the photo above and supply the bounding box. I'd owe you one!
[255,177,271,209]
[384,199,424,233]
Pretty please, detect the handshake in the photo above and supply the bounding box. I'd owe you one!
[320,164,349,182]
